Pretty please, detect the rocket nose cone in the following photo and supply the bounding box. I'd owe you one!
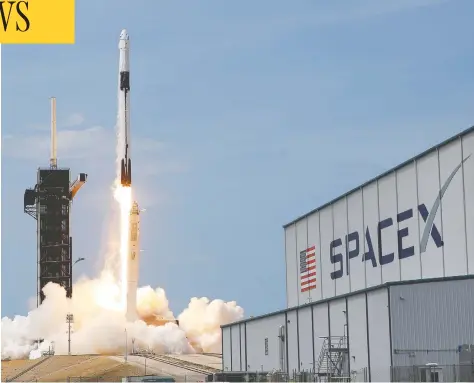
[120,29,129,40]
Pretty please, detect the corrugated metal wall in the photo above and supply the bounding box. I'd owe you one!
[222,326,231,370]
[221,287,391,381]
[222,278,474,380]
[390,278,474,366]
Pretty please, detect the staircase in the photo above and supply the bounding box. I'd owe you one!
[316,336,349,381]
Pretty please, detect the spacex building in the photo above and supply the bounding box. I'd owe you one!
[221,126,474,382]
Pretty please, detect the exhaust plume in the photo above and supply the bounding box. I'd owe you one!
[1,273,244,359]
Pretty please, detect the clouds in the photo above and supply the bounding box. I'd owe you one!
[2,112,109,161]
[64,113,86,127]
[3,124,113,161]
[2,112,188,211]
[2,113,188,179]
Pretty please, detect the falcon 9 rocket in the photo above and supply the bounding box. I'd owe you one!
[117,29,140,321]
[118,29,131,187]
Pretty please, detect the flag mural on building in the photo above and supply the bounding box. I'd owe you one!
[300,246,316,292]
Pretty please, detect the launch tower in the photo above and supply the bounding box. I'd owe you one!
[24,98,88,306]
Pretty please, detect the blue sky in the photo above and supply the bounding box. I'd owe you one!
[2,0,474,318]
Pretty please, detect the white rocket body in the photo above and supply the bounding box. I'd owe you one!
[126,201,140,322]
[119,29,132,186]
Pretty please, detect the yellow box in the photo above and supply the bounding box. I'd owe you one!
[0,0,75,44]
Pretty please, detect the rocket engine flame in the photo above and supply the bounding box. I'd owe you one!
[113,184,132,311]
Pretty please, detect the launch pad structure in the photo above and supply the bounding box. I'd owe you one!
[23,98,88,306]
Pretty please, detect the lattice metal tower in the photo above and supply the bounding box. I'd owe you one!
[24,97,87,306]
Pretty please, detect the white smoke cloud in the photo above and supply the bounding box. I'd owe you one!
[137,287,175,320]
[178,298,244,353]
[1,272,244,360]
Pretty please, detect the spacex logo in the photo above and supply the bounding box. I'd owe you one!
[419,155,470,253]
[329,155,471,280]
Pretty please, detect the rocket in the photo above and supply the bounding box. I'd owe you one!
[126,201,140,322]
[118,29,132,187]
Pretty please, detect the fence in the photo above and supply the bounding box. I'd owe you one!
[208,368,366,382]
[207,371,289,382]
[68,377,126,382]
[33,364,474,382]
[391,364,474,382]
[67,375,200,382]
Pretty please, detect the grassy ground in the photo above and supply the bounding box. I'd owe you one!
[1,355,148,382]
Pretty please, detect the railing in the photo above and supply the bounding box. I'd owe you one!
[316,337,329,373]
[391,364,474,382]
[317,336,348,378]
[135,352,219,375]
[333,336,348,375]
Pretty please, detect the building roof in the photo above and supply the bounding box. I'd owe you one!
[283,125,474,228]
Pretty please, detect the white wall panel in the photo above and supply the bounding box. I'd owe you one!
[307,212,323,301]
[297,307,314,371]
[439,140,467,277]
[462,132,474,274]
[285,224,298,308]
[333,199,350,296]
[222,326,231,371]
[286,130,473,305]
[245,315,285,372]
[396,162,421,281]
[231,325,241,370]
[320,208,335,299]
[240,324,247,370]
[416,151,444,278]
[363,183,381,288]
[347,294,368,374]
[296,219,310,305]
[287,310,299,373]
[347,190,366,292]
[329,298,347,338]
[312,303,329,365]
[378,173,400,283]
[367,289,391,382]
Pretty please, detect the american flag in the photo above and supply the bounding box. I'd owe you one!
[300,246,316,293]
